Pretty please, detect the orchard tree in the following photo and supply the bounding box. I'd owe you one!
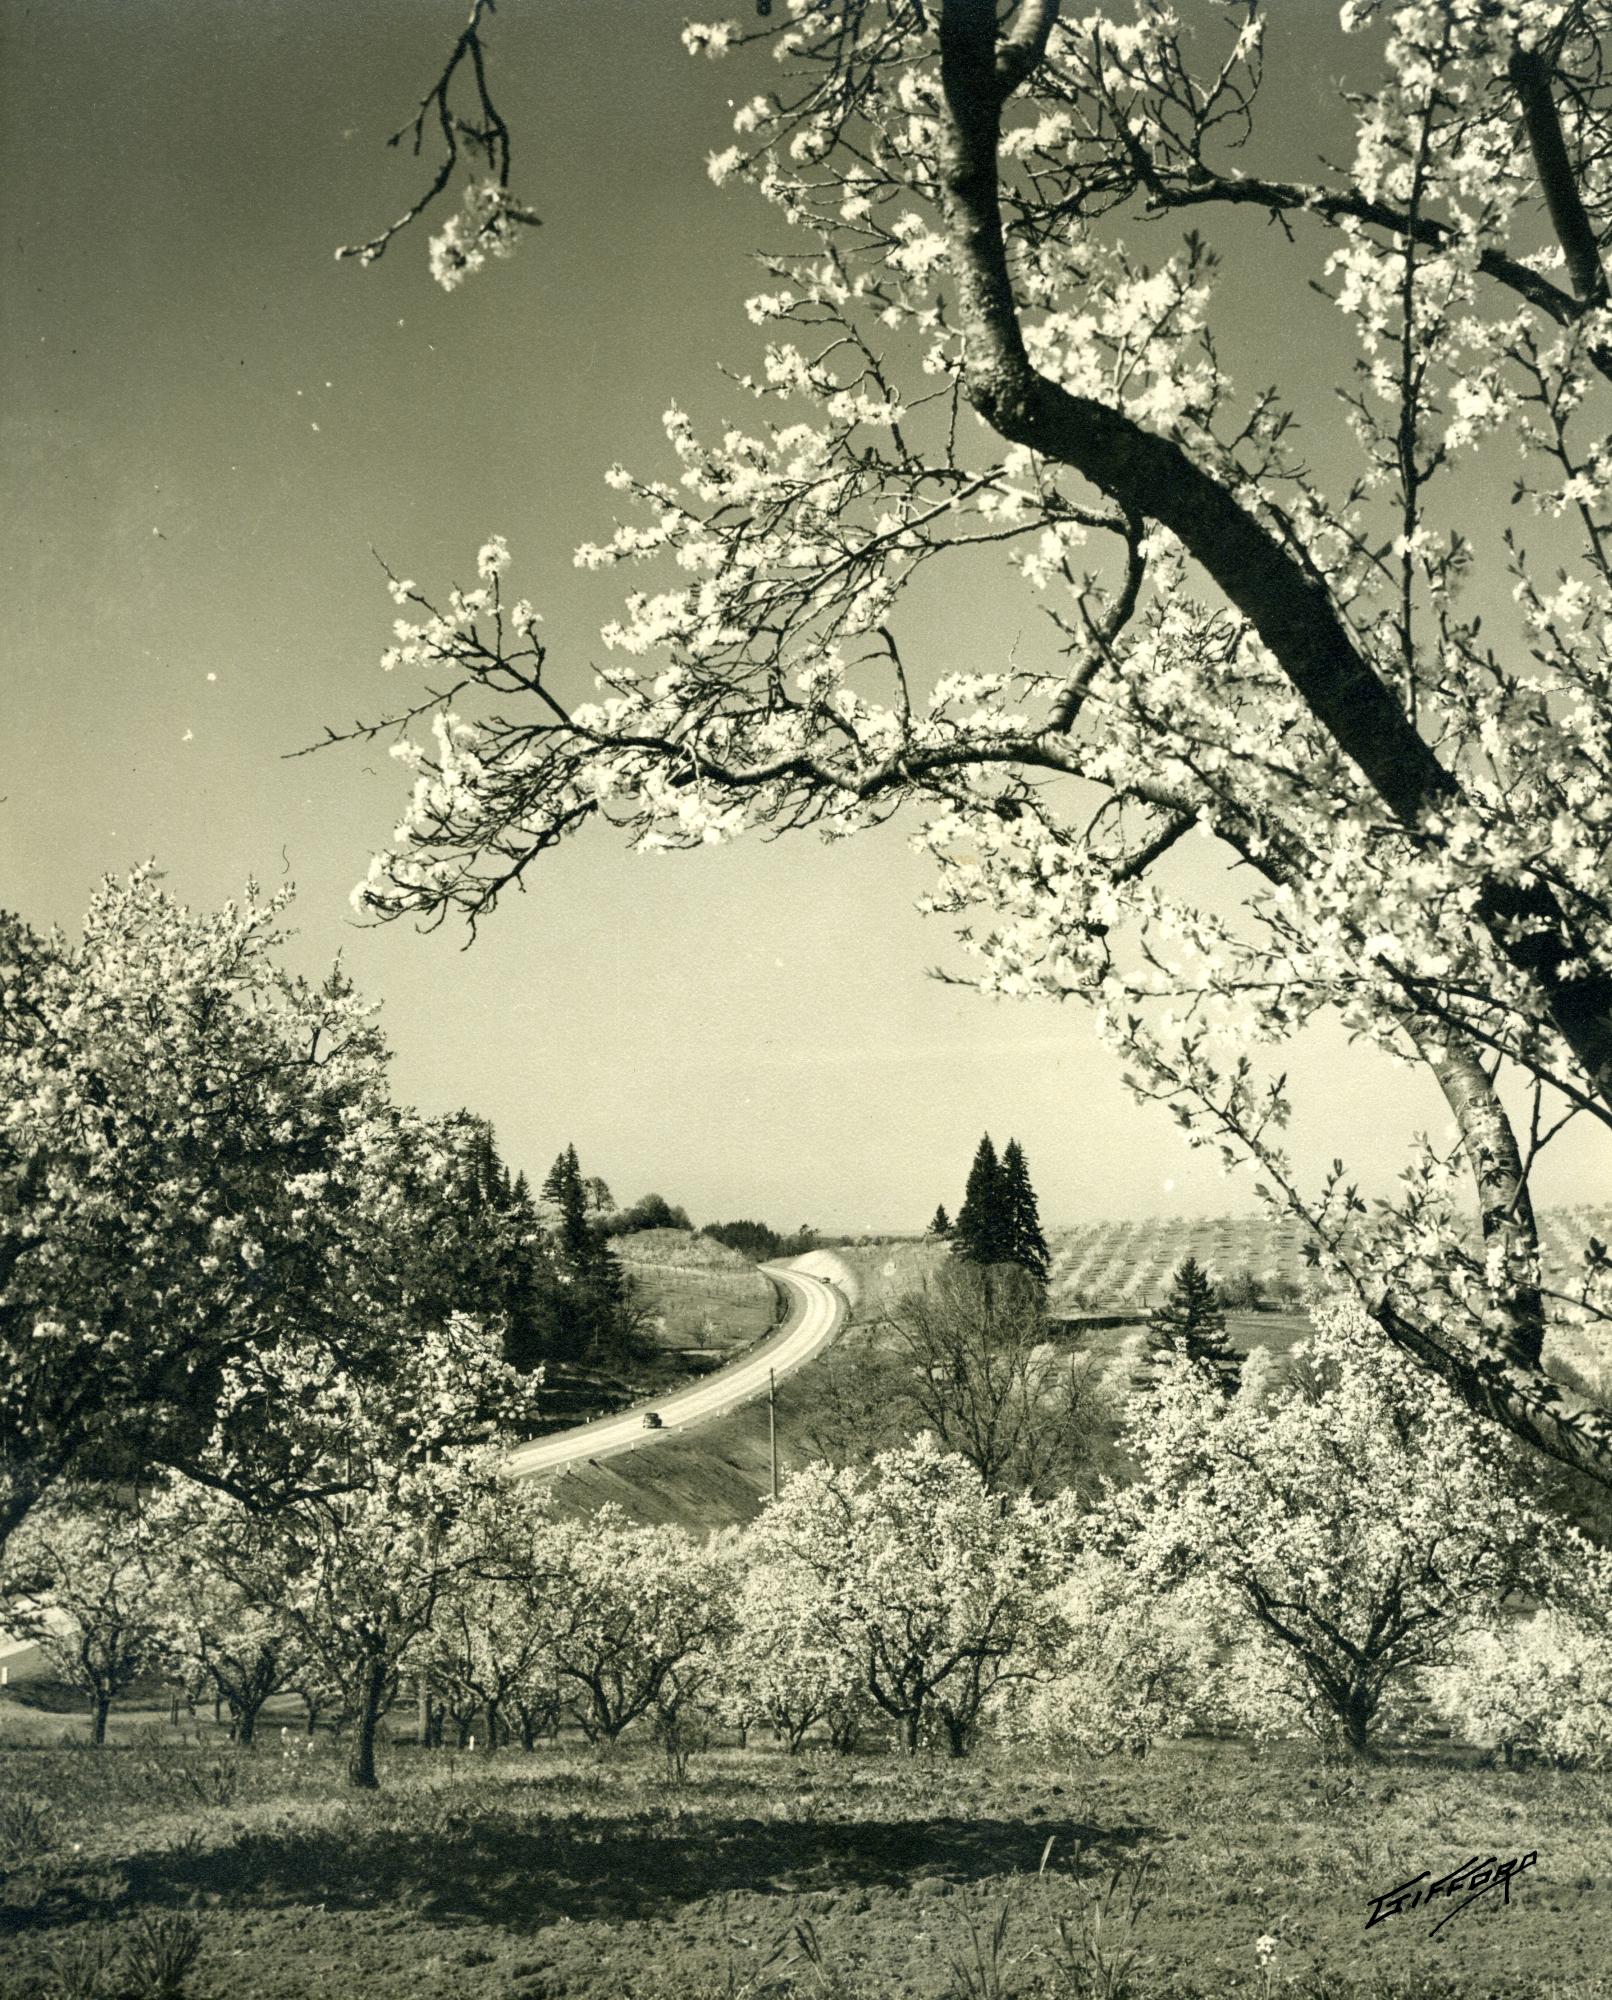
[1107,1298,1557,1757]
[751,1433,1065,1754]
[532,1506,733,1744]
[340,2,1612,1483]
[425,1488,560,1752]
[147,1496,303,1747]
[1429,1546,1612,1767]
[716,1549,875,1752]
[999,1547,1221,1759]
[0,1492,168,1745]
[0,871,548,1544]
[199,1312,542,1789]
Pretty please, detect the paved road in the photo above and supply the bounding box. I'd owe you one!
[503,1261,846,1481]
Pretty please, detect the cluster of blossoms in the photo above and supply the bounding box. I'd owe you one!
[427,181,530,292]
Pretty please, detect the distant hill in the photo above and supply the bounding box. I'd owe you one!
[814,1209,1612,1340]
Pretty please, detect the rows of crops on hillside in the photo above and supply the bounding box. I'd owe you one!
[1046,1208,1612,1316]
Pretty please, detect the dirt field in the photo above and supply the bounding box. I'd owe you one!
[2,1699,1604,1999]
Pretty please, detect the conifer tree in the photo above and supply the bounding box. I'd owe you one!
[538,1143,640,1366]
[929,1204,951,1239]
[545,1144,593,1270]
[1137,1256,1241,1399]
[951,1134,1014,1269]
[999,1140,1050,1286]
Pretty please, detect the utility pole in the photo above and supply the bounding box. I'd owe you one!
[768,1366,778,1502]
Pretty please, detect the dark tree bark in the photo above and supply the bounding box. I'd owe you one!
[347,1662,388,1790]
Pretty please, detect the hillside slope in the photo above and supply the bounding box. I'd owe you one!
[611,1228,777,1354]
[1046,1206,1612,1322]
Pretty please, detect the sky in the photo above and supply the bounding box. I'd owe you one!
[3,0,1607,1232]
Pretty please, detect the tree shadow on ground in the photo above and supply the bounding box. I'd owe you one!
[120,1806,1157,1933]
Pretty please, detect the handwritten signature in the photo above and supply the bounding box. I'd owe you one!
[1366,1852,1538,1938]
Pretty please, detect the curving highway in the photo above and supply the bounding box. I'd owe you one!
[502,1261,846,1482]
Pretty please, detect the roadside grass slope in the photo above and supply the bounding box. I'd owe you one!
[538,1315,886,1530]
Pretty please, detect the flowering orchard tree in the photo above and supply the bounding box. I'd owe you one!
[529,1506,734,1744]
[198,1314,542,1789]
[996,1547,1221,1759]
[0,1493,169,1745]
[749,1433,1065,1754]
[0,869,545,1545]
[1429,1570,1612,1766]
[341,2,1612,1483]
[1105,1298,1557,1756]
[145,1493,304,1747]
[715,1554,875,1752]
[424,1478,564,1750]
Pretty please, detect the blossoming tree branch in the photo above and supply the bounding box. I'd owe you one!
[331,2,1612,1481]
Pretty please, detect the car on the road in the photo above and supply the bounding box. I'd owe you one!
[641,1410,664,1430]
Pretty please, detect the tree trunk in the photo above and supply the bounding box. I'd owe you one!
[1340,1689,1380,1762]
[347,1664,388,1790]
[902,1711,921,1755]
[943,1713,971,1758]
[484,1701,500,1753]
[234,1698,263,1748]
[91,1692,111,1747]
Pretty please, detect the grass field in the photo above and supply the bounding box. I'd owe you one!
[2,1696,1605,2000]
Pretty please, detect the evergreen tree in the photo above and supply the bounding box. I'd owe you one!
[999,1140,1049,1285]
[951,1135,1012,1268]
[498,1169,553,1376]
[538,1143,643,1366]
[546,1144,593,1270]
[929,1204,951,1239]
[1137,1256,1242,1399]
